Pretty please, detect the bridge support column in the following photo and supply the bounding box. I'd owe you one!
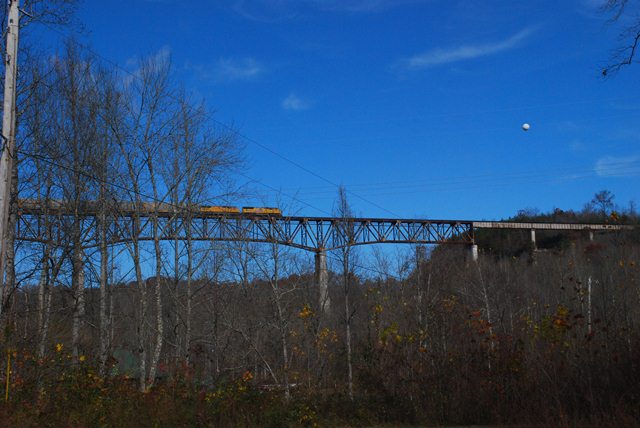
[588,230,594,242]
[469,244,478,262]
[315,250,329,315]
[530,229,537,250]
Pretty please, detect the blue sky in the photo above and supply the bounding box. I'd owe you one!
[37,0,640,220]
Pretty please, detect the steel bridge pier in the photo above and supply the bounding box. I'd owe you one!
[14,199,635,312]
[315,250,329,315]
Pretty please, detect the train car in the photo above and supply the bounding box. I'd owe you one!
[200,205,240,214]
[242,207,282,216]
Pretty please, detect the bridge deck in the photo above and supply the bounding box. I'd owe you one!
[471,221,630,231]
[14,199,634,251]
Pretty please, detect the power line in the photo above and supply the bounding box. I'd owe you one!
[19,146,334,221]
[211,118,401,217]
[237,172,332,216]
[38,22,400,218]
[278,164,640,199]
[32,21,640,219]
[23,23,332,216]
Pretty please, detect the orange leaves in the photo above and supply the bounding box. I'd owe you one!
[556,305,569,318]
[552,318,568,328]
[241,370,253,382]
[442,296,457,312]
[551,305,571,330]
[466,309,492,336]
[315,327,339,355]
[378,322,409,348]
[298,303,314,320]
[373,304,383,315]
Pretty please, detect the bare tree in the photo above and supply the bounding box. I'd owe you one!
[601,0,640,75]
[0,0,81,331]
[0,0,77,29]
[592,189,615,216]
[92,67,118,375]
[136,54,175,390]
[48,43,101,362]
[105,60,151,391]
[161,90,241,367]
[254,241,301,399]
[334,185,356,400]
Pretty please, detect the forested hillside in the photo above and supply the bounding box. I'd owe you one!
[474,191,640,257]
[0,5,637,425]
[2,197,639,426]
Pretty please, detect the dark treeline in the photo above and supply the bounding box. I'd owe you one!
[475,190,640,257]
[3,203,640,426]
[0,41,639,426]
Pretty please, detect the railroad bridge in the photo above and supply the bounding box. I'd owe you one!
[16,200,629,250]
[15,199,633,309]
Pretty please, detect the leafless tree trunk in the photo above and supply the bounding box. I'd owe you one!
[172,222,182,365]
[2,160,18,326]
[0,0,81,334]
[98,200,110,374]
[71,243,84,361]
[95,73,117,375]
[38,250,64,360]
[108,81,149,391]
[185,218,193,365]
[147,224,164,388]
[49,44,99,364]
[161,91,242,368]
[335,185,355,400]
[132,225,147,392]
[254,241,298,399]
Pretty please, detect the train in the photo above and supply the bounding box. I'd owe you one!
[200,206,282,216]
[17,199,282,217]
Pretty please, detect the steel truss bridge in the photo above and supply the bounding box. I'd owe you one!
[14,200,632,253]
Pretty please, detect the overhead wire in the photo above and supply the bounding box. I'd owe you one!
[24,20,640,219]
[8,43,333,217]
[210,118,401,217]
[14,33,638,282]
[237,171,332,216]
[20,143,418,282]
[36,21,401,217]
[273,159,640,200]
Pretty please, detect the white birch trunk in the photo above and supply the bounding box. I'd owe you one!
[71,245,85,362]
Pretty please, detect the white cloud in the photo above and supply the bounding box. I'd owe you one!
[121,46,171,86]
[397,27,535,71]
[216,57,263,81]
[595,155,640,177]
[282,93,310,111]
[124,45,171,69]
[187,57,264,82]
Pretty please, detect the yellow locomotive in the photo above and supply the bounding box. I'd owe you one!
[199,205,282,216]
[241,207,282,216]
[200,206,240,214]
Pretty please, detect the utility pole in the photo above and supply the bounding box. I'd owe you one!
[0,0,20,317]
